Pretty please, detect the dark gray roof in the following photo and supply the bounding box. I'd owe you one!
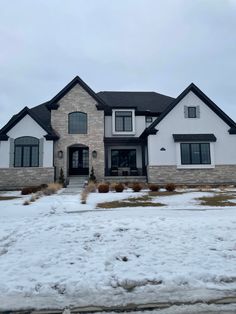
[97,91,174,114]
[173,134,217,142]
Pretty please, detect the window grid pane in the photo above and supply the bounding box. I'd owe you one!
[69,112,87,134]
[14,137,39,167]
[188,107,197,118]
[115,111,133,132]
[181,143,211,165]
[111,150,136,168]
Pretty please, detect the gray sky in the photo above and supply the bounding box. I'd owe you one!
[0,0,236,127]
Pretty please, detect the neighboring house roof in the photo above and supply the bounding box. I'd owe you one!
[173,134,217,142]
[97,91,174,115]
[142,83,236,137]
[0,105,59,141]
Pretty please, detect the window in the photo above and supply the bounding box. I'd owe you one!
[14,137,39,167]
[111,149,136,168]
[188,107,197,118]
[115,110,133,132]
[181,143,211,165]
[68,112,87,134]
[146,116,153,123]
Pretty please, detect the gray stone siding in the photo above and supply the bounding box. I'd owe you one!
[147,165,236,185]
[0,168,55,190]
[51,84,104,181]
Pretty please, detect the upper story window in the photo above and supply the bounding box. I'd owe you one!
[112,109,135,134]
[181,143,211,165]
[14,136,39,167]
[188,106,197,118]
[68,112,87,134]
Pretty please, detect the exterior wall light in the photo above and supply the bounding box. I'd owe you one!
[160,147,166,151]
[92,150,97,159]
[58,150,63,159]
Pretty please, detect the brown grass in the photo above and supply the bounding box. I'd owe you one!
[0,196,20,201]
[197,193,236,207]
[97,200,164,209]
[43,183,62,196]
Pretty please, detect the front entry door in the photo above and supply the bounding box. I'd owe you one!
[69,147,89,175]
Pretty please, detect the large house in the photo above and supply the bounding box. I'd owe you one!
[0,75,236,189]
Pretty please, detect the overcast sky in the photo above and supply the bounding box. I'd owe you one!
[0,0,236,126]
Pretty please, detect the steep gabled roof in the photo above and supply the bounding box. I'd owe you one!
[142,83,236,137]
[0,105,59,141]
[97,91,174,115]
[46,76,109,111]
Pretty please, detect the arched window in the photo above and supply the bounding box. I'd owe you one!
[14,137,39,167]
[68,112,87,134]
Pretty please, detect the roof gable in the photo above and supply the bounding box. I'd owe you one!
[143,83,236,136]
[0,106,59,141]
[46,76,109,111]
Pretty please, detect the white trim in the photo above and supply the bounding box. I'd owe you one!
[112,109,135,135]
[176,142,215,169]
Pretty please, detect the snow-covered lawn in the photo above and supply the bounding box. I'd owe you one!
[0,189,236,310]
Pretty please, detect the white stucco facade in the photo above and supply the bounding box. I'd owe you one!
[148,91,236,167]
[0,115,53,168]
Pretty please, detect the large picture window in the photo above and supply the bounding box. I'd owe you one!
[111,149,136,168]
[14,137,39,167]
[115,111,133,132]
[68,112,87,134]
[181,143,211,165]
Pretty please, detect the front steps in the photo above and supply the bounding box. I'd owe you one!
[62,176,88,194]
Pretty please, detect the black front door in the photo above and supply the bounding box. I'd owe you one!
[69,147,89,175]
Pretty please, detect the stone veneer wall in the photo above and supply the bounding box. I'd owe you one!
[0,168,54,190]
[147,165,236,185]
[51,84,105,181]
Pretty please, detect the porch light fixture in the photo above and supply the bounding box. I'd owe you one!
[58,150,63,159]
[92,150,97,159]
[160,147,166,151]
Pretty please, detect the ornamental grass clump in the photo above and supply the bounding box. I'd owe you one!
[98,183,109,193]
[114,183,125,193]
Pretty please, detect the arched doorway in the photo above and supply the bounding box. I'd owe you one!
[68,144,89,175]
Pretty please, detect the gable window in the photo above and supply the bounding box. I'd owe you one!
[14,137,39,167]
[68,112,87,134]
[181,143,211,165]
[188,107,197,118]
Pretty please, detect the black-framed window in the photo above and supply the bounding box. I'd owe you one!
[14,137,39,167]
[188,107,197,118]
[68,112,87,134]
[181,143,211,165]
[146,116,153,123]
[111,149,136,168]
[115,111,133,132]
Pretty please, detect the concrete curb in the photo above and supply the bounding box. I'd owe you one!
[1,296,236,314]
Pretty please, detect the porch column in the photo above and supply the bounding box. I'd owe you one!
[105,146,109,176]
[141,143,146,176]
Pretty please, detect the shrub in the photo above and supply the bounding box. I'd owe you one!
[165,183,176,192]
[30,195,37,202]
[148,184,160,192]
[81,188,89,204]
[132,182,142,192]
[89,167,96,182]
[43,183,62,196]
[58,168,66,187]
[98,183,109,193]
[87,182,97,193]
[109,182,117,191]
[114,183,124,193]
[21,186,41,195]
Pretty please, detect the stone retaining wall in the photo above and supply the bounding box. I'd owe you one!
[0,167,55,190]
[147,165,236,185]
